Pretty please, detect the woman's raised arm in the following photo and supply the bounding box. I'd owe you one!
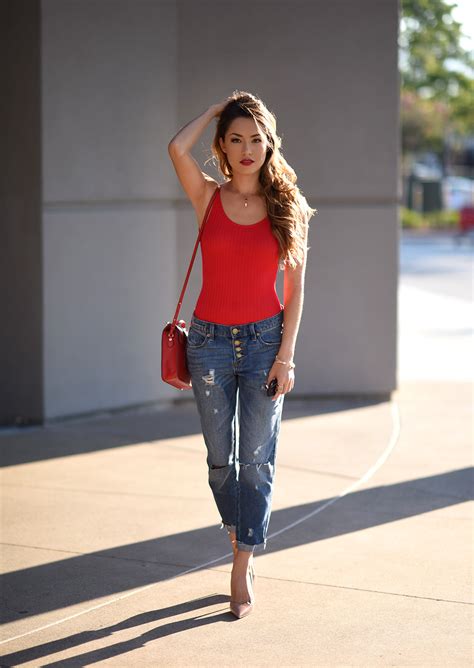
[168,101,227,216]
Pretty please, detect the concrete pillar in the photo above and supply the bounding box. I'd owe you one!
[0,1,44,426]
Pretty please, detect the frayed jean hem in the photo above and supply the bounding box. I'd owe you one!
[220,522,267,553]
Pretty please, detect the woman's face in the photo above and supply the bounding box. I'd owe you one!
[219,116,269,176]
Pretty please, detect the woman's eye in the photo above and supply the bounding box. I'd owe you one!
[231,138,240,143]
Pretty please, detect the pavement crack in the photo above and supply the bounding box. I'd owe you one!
[210,569,472,606]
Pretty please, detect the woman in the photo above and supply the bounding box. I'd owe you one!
[168,90,317,618]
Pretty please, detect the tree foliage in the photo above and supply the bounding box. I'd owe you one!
[401,90,451,152]
[400,0,473,137]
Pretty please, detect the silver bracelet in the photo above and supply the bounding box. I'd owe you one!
[275,355,295,370]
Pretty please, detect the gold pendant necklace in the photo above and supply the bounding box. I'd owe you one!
[229,184,257,207]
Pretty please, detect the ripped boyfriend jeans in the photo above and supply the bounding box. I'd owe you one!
[186,308,285,553]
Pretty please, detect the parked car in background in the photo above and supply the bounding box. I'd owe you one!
[442,176,474,210]
[411,151,444,178]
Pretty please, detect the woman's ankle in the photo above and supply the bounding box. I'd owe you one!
[233,549,253,568]
[227,531,238,557]
[226,528,256,563]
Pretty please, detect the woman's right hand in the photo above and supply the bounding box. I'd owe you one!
[210,99,229,118]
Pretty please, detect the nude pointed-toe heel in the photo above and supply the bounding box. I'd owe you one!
[230,599,254,619]
[230,564,255,619]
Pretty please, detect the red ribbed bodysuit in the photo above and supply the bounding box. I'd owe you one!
[193,187,283,325]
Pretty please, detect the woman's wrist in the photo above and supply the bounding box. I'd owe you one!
[275,354,295,370]
[277,347,294,363]
[207,105,220,119]
[169,107,218,154]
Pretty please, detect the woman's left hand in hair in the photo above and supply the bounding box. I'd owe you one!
[267,362,295,402]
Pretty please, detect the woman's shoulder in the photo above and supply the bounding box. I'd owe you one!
[195,177,222,229]
[203,174,221,193]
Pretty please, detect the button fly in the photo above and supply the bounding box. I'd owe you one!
[232,328,239,334]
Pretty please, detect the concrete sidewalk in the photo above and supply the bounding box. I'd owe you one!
[0,379,472,666]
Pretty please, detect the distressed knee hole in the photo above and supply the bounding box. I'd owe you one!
[239,461,272,468]
[239,461,274,478]
[201,369,215,386]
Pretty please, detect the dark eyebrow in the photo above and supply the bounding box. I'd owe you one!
[230,132,261,138]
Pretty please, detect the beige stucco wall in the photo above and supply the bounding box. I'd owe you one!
[42,0,179,417]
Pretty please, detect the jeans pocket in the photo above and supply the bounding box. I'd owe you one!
[187,326,209,349]
[257,325,283,347]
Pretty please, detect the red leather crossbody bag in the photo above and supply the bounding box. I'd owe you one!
[161,185,220,390]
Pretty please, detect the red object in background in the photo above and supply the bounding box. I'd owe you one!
[459,206,474,232]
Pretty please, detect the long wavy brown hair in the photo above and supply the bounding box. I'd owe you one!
[210,90,318,270]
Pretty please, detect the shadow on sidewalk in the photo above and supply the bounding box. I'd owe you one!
[1,594,234,666]
[2,467,471,634]
[0,396,388,467]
